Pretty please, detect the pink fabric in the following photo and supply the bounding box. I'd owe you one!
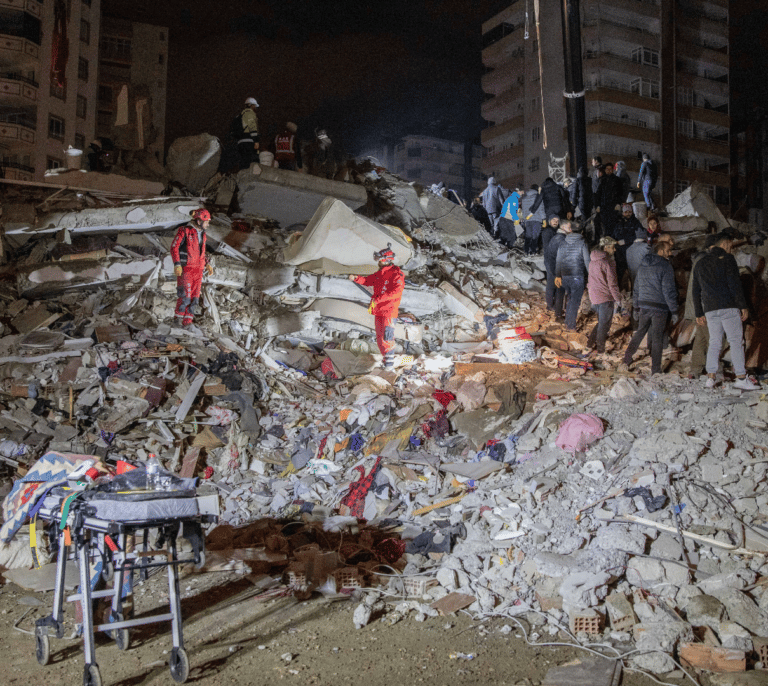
[587,250,620,305]
[555,413,604,453]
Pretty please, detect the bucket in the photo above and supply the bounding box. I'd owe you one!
[259,151,275,167]
[64,146,82,170]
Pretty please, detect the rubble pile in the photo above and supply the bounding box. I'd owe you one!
[1,161,768,682]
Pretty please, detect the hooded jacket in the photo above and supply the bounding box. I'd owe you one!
[555,232,591,279]
[626,239,650,283]
[614,161,632,203]
[588,250,621,305]
[480,177,505,216]
[691,246,747,318]
[684,249,709,321]
[633,252,678,313]
[544,229,568,275]
[571,168,593,217]
[540,177,564,218]
[596,173,624,211]
[638,158,658,188]
[519,189,546,222]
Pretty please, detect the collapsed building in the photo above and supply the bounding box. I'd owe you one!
[1,134,768,684]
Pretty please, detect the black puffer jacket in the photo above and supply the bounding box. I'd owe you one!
[540,178,564,218]
[571,168,593,217]
[633,253,678,312]
[612,214,643,245]
[595,173,624,211]
[544,229,567,275]
[555,232,591,278]
[691,246,747,317]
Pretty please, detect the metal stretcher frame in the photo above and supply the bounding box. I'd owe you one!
[33,496,214,686]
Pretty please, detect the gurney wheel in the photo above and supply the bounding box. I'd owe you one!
[169,647,189,683]
[83,663,102,686]
[115,627,130,651]
[35,633,51,666]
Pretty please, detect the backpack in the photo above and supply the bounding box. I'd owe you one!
[229,111,245,141]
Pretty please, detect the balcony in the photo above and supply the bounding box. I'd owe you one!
[678,133,728,156]
[677,71,728,100]
[585,86,661,113]
[593,0,660,21]
[0,34,40,63]
[482,67,521,97]
[482,89,522,121]
[584,51,659,80]
[583,19,660,48]
[0,119,35,145]
[482,145,524,171]
[0,72,37,105]
[676,104,728,128]
[585,116,660,145]
[481,116,524,145]
[678,39,728,69]
[0,1,42,18]
[482,26,525,68]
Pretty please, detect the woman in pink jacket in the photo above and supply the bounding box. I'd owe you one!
[586,236,621,353]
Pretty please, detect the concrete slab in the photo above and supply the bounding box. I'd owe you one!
[666,182,730,230]
[36,169,166,197]
[308,299,422,342]
[236,164,367,227]
[283,198,413,269]
[166,133,222,193]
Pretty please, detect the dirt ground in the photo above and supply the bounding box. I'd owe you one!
[0,567,689,686]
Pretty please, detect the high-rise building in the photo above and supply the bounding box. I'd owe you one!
[360,135,485,202]
[481,0,730,207]
[0,0,101,181]
[96,16,168,164]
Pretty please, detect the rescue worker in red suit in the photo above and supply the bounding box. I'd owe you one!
[349,244,404,369]
[274,122,301,171]
[171,209,214,327]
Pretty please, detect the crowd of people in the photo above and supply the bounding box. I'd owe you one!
[465,154,761,391]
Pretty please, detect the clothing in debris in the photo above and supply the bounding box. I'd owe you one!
[171,223,208,326]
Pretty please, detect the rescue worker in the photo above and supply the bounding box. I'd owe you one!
[237,97,260,169]
[349,244,405,370]
[171,209,214,328]
[274,122,301,171]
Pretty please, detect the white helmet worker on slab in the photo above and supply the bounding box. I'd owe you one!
[237,97,260,169]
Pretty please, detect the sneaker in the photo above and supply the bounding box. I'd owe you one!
[733,377,760,391]
[704,376,716,388]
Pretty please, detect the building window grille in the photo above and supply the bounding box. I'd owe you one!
[631,47,659,67]
[531,126,541,142]
[630,77,660,98]
[677,118,694,138]
[48,115,65,140]
[529,156,539,172]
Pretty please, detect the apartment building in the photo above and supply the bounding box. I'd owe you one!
[0,0,100,180]
[481,0,731,207]
[96,17,168,163]
[360,135,486,202]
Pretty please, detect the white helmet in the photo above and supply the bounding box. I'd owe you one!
[245,97,259,107]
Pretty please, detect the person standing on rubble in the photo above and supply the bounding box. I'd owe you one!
[571,167,593,220]
[683,234,719,378]
[554,222,591,330]
[612,203,643,287]
[469,197,493,235]
[691,232,760,390]
[586,236,621,355]
[621,240,678,375]
[497,188,521,247]
[274,122,302,171]
[349,244,404,370]
[544,219,570,320]
[481,176,506,236]
[235,97,260,169]
[520,184,546,255]
[540,177,565,220]
[541,214,560,256]
[637,153,658,211]
[171,209,214,328]
[595,162,625,241]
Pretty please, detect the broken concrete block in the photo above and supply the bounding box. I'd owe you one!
[308,299,422,342]
[238,167,367,228]
[709,590,768,637]
[542,657,621,686]
[438,282,483,322]
[665,181,730,230]
[419,194,483,243]
[259,311,320,337]
[684,594,727,628]
[166,133,221,193]
[606,592,637,631]
[717,622,753,652]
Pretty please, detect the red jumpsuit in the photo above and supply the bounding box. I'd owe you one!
[353,264,405,367]
[170,224,208,326]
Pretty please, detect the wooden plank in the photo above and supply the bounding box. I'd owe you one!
[679,643,746,673]
[430,592,475,616]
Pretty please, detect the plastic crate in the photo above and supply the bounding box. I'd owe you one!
[333,566,362,591]
[569,612,602,636]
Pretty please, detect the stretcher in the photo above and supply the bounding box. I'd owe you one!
[32,482,216,686]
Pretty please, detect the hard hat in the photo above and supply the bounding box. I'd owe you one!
[192,209,211,222]
[245,97,259,107]
[374,243,395,263]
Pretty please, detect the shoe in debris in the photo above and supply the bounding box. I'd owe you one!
[733,377,760,391]
[705,375,717,388]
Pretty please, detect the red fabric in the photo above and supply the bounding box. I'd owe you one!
[51,0,69,89]
[353,264,404,318]
[555,413,604,453]
[175,266,203,324]
[374,315,396,356]
[588,250,621,304]
[432,390,456,408]
[321,358,337,378]
[170,224,207,268]
[340,456,383,519]
[275,131,295,160]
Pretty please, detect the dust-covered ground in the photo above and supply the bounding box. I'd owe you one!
[0,567,685,686]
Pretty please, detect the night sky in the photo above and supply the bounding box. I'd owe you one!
[102,0,768,156]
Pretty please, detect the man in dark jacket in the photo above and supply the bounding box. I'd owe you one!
[555,223,591,330]
[541,215,560,256]
[692,233,759,390]
[595,162,625,240]
[544,220,569,318]
[590,156,603,194]
[469,197,492,235]
[621,241,678,375]
[637,153,658,211]
[540,177,564,219]
[571,167,593,219]
[612,203,643,285]
[520,185,546,255]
